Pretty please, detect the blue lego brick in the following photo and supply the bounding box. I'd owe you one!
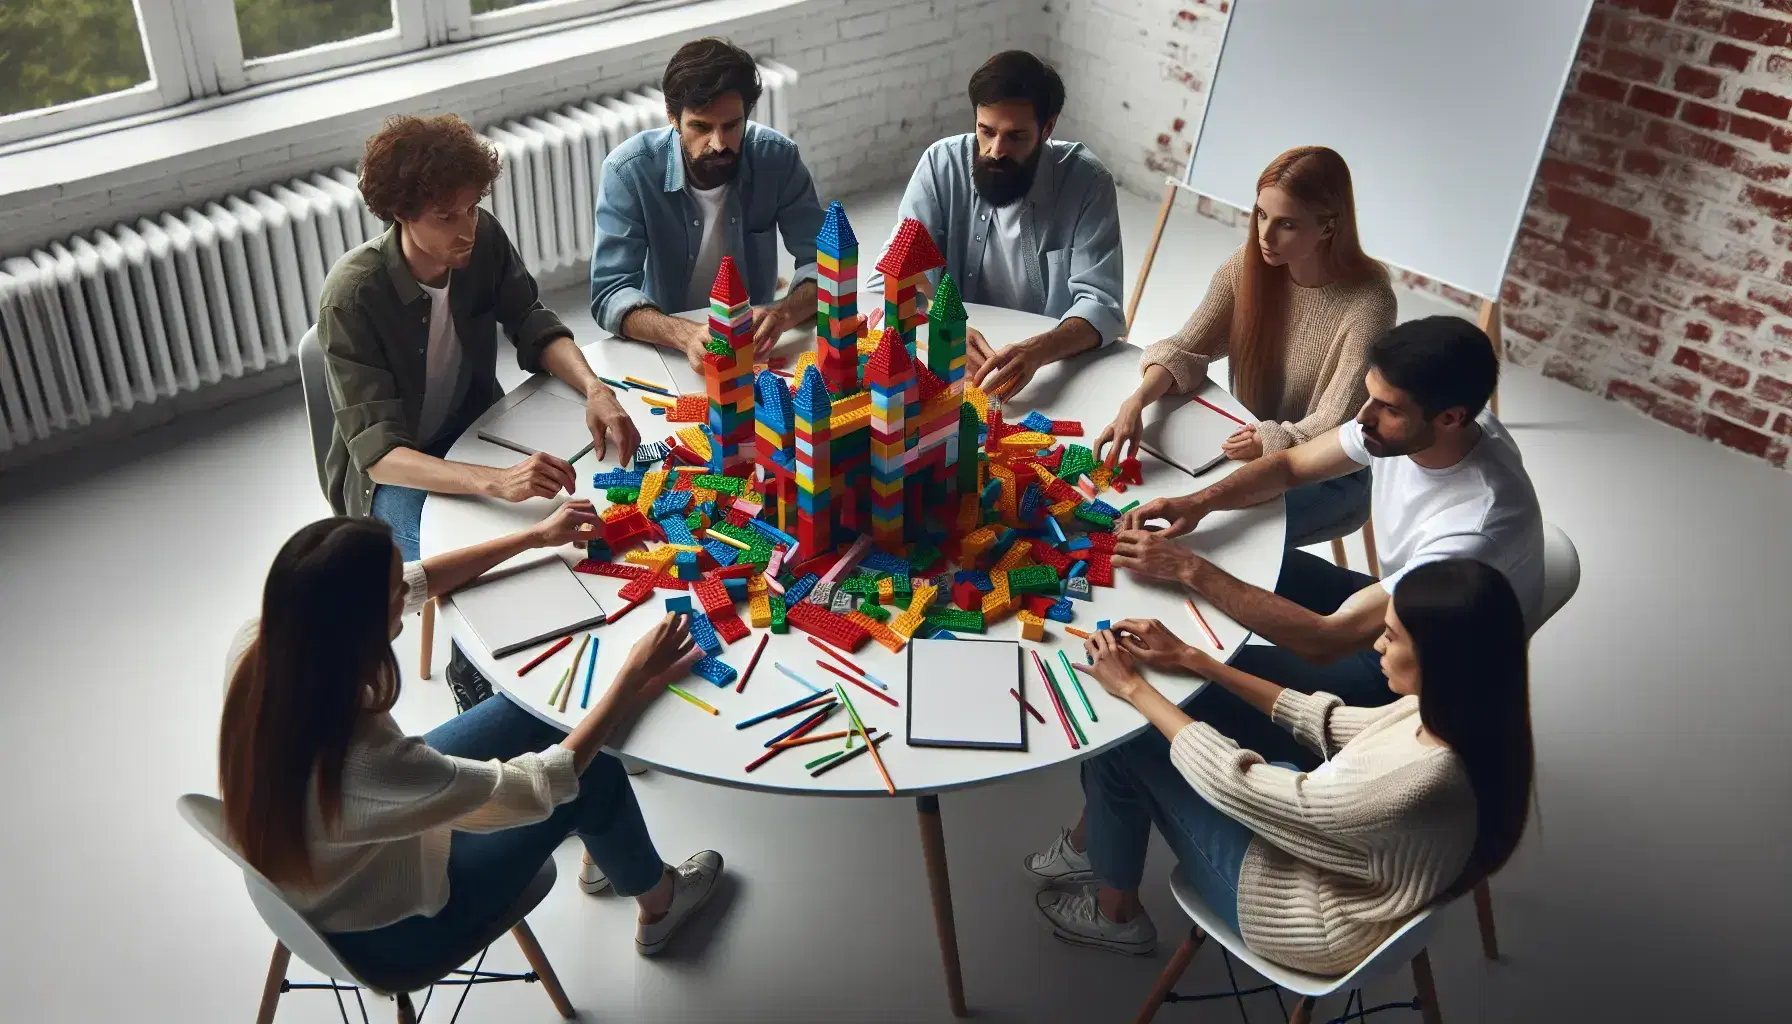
[756,369,794,436]
[701,538,739,566]
[748,519,798,548]
[1045,517,1068,546]
[965,570,993,592]
[699,501,719,520]
[592,469,646,488]
[723,577,748,601]
[980,478,1001,508]
[585,539,611,561]
[1066,536,1093,552]
[664,595,692,614]
[1096,619,1111,632]
[817,200,859,252]
[793,365,833,419]
[660,516,696,546]
[1046,597,1075,622]
[1065,576,1092,601]
[689,612,722,655]
[675,550,701,580]
[784,572,819,606]
[692,655,737,688]
[859,550,910,575]
[1018,483,1040,522]
[1020,410,1055,432]
[1069,560,1088,579]
[651,491,692,519]
[1088,498,1121,517]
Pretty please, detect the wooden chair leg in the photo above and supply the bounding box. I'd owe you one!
[916,795,969,1017]
[1411,949,1443,1024]
[418,599,436,680]
[394,991,418,1024]
[1361,515,1380,577]
[256,942,289,1024]
[1472,879,1500,961]
[512,920,575,1019]
[1132,927,1205,1024]
[1125,178,1179,336]
[1288,995,1315,1024]
[1330,536,1349,568]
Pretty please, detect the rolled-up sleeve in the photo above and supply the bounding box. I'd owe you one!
[775,143,825,289]
[590,153,657,335]
[1061,168,1125,346]
[491,220,569,374]
[319,301,412,474]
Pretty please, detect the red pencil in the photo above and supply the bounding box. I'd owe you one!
[807,635,866,676]
[746,704,835,772]
[604,594,648,624]
[736,633,770,693]
[1030,650,1079,749]
[1185,599,1224,651]
[815,659,899,707]
[1010,687,1046,724]
[775,693,835,718]
[516,635,572,677]
[1193,393,1249,428]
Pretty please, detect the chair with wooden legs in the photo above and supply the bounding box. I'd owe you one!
[297,326,436,679]
[1134,867,1446,1024]
[178,794,573,1024]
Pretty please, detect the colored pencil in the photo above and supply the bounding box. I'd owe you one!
[580,635,601,708]
[597,375,631,390]
[805,749,847,770]
[666,684,719,715]
[770,729,856,749]
[623,375,672,394]
[810,732,890,777]
[636,393,675,408]
[604,594,648,624]
[807,636,890,689]
[1193,393,1249,427]
[1031,650,1079,749]
[815,659,899,707]
[764,704,838,747]
[704,529,752,551]
[834,684,895,794]
[774,662,826,694]
[547,663,572,707]
[558,634,590,712]
[775,694,835,719]
[1010,688,1046,724]
[1185,599,1224,650]
[1057,649,1097,722]
[516,635,573,676]
[736,691,828,729]
[736,633,769,693]
[1064,625,1093,641]
[1042,659,1087,745]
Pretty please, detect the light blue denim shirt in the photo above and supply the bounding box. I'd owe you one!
[871,134,1125,345]
[589,122,824,333]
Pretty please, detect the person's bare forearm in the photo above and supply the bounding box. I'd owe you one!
[1181,558,1346,662]
[539,334,603,396]
[1030,316,1102,364]
[368,447,495,496]
[1180,650,1283,717]
[561,686,632,770]
[1133,363,1176,407]
[620,307,698,355]
[1122,678,1197,744]
[419,526,539,598]
[1190,450,1297,513]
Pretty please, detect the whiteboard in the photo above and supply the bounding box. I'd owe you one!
[1183,0,1594,300]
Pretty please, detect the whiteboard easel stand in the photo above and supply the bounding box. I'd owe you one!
[1124,176,1504,418]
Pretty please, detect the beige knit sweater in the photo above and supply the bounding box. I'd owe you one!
[223,562,582,933]
[1169,691,1475,976]
[1140,245,1396,453]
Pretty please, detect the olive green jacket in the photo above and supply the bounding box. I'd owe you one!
[319,211,570,517]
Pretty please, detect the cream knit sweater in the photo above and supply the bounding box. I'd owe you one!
[1169,691,1476,976]
[1140,245,1396,453]
[223,562,582,934]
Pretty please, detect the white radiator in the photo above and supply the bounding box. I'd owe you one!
[0,61,798,456]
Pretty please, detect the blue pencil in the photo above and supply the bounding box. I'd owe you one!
[763,703,839,747]
[580,636,600,708]
[735,690,828,729]
[774,662,826,694]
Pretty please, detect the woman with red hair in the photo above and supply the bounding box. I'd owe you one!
[1096,147,1394,546]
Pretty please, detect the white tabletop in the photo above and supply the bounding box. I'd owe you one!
[420,304,1285,797]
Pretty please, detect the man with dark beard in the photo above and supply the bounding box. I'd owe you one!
[870,50,1124,400]
[591,38,825,369]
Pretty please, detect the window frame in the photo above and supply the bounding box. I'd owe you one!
[199,0,431,93]
[0,0,195,147]
[454,0,645,40]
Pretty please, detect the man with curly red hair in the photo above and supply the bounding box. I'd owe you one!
[317,114,638,555]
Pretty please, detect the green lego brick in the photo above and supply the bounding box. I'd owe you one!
[685,511,704,531]
[924,607,985,634]
[857,599,892,622]
[705,337,734,358]
[841,576,881,597]
[769,595,788,634]
[906,544,940,576]
[1073,505,1115,530]
[957,404,981,491]
[1057,444,1096,482]
[1005,564,1061,595]
[605,485,640,504]
[693,473,747,496]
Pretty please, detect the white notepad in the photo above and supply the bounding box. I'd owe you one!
[1139,382,1249,478]
[450,555,607,658]
[477,389,594,463]
[905,638,1026,750]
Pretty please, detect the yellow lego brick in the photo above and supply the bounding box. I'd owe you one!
[999,431,1054,451]
[846,610,907,653]
[625,545,679,573]
[748,572,768,597]
[1016,609,1045,641]
[965,385,990,422]
[956,493,982,532]
[877,577,894,604]
[600,503,637,523]
[960,525,999,561]
[1048,497,1080,519]
[794,350,818,374]
[634,470,666,515]
[817,251,839,273]
[857,330,882,356]
[748,592,771,628]
[833,403,872,432]
[908,582,938,613]
[676,426,712,460]
[890,609,925,640]
[994,539,1034,572]
[692,487,717,506]
[1091,465,1115,492]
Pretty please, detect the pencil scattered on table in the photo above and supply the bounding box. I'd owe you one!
[834,683,895,795]
[580,636,600,708]
[1056,649,1097,722]
[517,634,572,677]
[558,633,590,712]
[810,732,889,777]
[774,661,826,694]
[736,633,769,694]
[1064,625,1093,641]
[1041,656,1087,745]
[771,729,856,749]
[736,690,826,729]
[1010,688,1046,724]
[666,684,719,715]
[1185,599,1224,650]
[806,636,888,689]
[814,659,899,707]
[1193,393,1249,427]
[1031,650,1079,749]
[764,703,839,747]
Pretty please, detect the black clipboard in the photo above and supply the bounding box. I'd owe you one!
[904,637,1028,751]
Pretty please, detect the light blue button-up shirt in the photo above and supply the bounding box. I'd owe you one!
[872,134,1126,345]
[589,122,824,333]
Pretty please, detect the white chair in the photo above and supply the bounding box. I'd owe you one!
[297,327,437,680]
[1467,519,1580,961]
[178,794,574,1024]
[1134,867,1445,1024]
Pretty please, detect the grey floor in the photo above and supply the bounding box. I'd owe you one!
[2,182,1788,1023]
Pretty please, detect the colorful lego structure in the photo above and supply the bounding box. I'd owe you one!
[705,257,756,478]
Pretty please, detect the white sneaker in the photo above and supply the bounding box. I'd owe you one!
[635,851,723,956]
[620,756,648,776]
[1023,828,1094,886]
[579,857,611,895]
[1036,885,1157,956]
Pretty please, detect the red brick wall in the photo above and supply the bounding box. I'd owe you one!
[1054,0,1792,471]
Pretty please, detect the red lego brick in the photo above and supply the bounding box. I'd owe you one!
[1085,552,1114,587]
[574,560,648,581]
[709,606,751,643]
[711,563,759,580]
[786,602,871,652]
[1023,594,1057,617]
[693,578,733,615]
[1036,448,1065,470]
[953,580,982,611]
[873,218,946,279]
[1032,545,1072,574]
[1049,420,1084,436]
[618,577,657,602]
[710,255,748,306]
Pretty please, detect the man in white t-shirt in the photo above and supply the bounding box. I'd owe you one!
[1109,315,1543,766]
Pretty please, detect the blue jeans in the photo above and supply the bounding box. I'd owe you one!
[325,694,665,976]
[1284,466,1372,548]
[1082,727,1291,934]
[1183,549,1391,771]
[368,431,463,561]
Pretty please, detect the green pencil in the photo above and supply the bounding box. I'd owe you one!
[547,663,573,706]
[1057,649,1097,722]
[1043,661,1088,746]
[806,750,845,770]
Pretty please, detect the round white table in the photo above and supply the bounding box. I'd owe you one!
[421,304,1285,1015]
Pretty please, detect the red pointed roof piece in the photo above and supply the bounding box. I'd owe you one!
[710,255,748,306]
[865,329,912,383]
[914,362,945,401]
[874,218,946,279]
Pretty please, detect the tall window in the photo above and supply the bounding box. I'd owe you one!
[234,0,397,61]
[0,0,189,139]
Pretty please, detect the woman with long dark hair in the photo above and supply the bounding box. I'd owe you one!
[1026,559,1533,974]
[1096,146,1395,546]
[219,505,722,975]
